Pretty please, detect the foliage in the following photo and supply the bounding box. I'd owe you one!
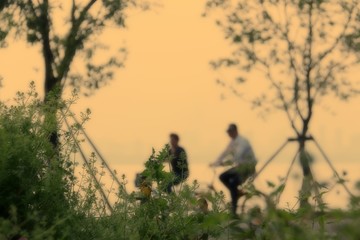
[0,0,155,149]
[0,82,84,239]
[0,0,151,97]
[1,84,360,239]
[205,0,360,136]
[205,0,360,208]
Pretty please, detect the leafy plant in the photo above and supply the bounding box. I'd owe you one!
[1,83,359,239]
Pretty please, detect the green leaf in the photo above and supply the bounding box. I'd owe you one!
[233,35,242,43]
[267,181,275,188]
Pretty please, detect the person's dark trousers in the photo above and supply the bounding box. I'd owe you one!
[219,163,256,215]
[166,173,188,193]
[219,167,241,214]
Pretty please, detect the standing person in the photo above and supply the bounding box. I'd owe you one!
[209,123,257,215]
[166,133,189,193]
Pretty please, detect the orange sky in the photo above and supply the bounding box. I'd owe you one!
[0,1,359,206]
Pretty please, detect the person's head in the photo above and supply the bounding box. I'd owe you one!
[169,133,180,147]
[226,123,238,139]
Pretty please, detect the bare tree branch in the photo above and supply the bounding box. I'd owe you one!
[304,0,314,128]
[312,62,343,101]
[312,2,355,69]
[71,0,76,23]
[263,61,300,136]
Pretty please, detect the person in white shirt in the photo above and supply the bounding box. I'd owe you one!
[209,123,257,215]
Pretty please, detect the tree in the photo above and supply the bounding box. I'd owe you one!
[0,0,148,146]
[205,0,360,206]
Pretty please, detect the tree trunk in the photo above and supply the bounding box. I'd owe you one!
[42,20,61,149]
[44,78,61,149]
[298,138,312,207]
[38,0,62,149]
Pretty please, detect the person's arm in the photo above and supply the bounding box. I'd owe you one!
[179,149,188,172]
[164,148,173,163]
[209,142,233,167]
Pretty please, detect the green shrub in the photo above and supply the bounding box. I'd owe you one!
[0,83,87,239]
[1,83,359,239]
